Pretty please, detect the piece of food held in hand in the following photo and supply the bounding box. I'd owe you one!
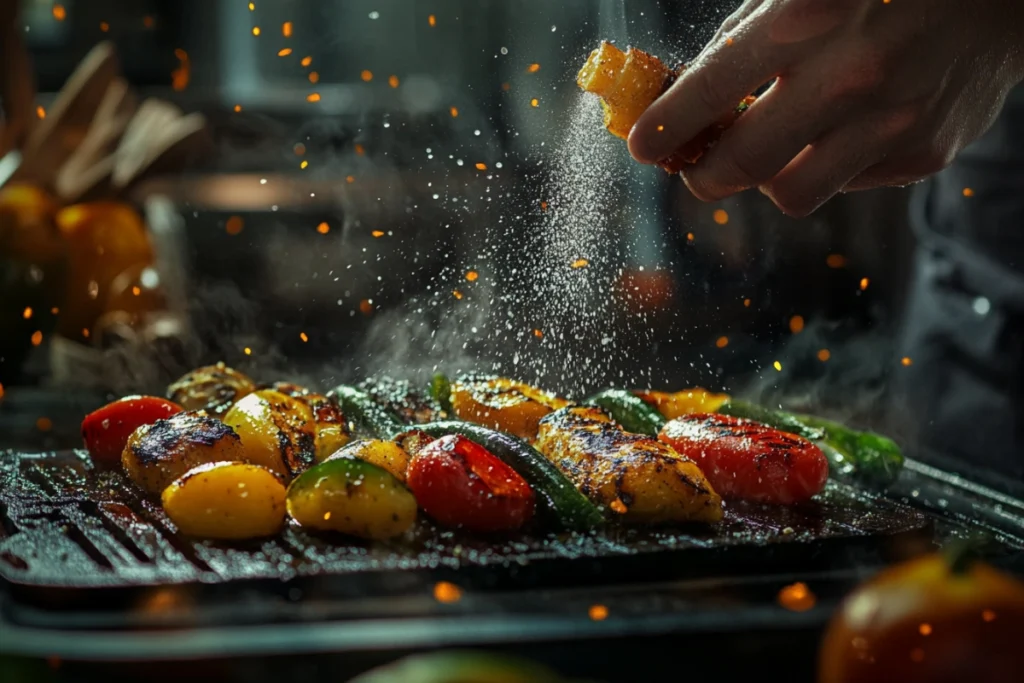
[658,413,829,505]
[534,407,723,524]
[576,41,755,173]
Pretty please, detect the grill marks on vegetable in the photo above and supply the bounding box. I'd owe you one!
[130,414,238,467]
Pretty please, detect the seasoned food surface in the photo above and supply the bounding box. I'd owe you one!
[359,377,439,425]
[535,407,723,524]
[167,362,256,415]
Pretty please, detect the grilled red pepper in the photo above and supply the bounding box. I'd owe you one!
[658,413,828,504]
[81,395,183,467]
[406,434,535,532]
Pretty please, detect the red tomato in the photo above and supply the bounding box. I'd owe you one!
[81,395,183,467]
[406,434,535,532]
[658,413,828,504]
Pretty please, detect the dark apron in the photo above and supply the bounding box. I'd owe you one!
[894,86,1024,482]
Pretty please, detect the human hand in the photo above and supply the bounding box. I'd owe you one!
[628,0,1024,217]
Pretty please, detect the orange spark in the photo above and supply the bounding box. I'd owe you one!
[433,581,461,603]
[278,48,293,57]
[526,63,541,73]
[52,5,66,20]
[777,582,816,612]
[743,298,751,307]
[36,106,45,119]
[99,21,109,32]
[308,71,319,83]
[299,332,308,342]
[860,277,869,290]
[346,175,355,183]
[826,254,847,268]
[31,331,43,346]
[716,336,729,348]
[570,258,589,269]
[475,162,487,170]
[450,106,459,118]
[371,230,385,238]
[233,104,242,112]
[530,98,539,107]
[225,216,244,235]
[533,329,543,338]
[360,70,373,82]
[22,307,32,319]
[428,14,437,27]
[306,92,321,102]
[713,209,729,225]
[388,75,400,88]
[589,605,609,621]
[452,290,463,300]
[282,21,292,37]
[171,49,190,91]
[465,271,479,282]
[962,187,974,197]
[252,26,260,36]
[901,357,913,367]
[36,417,52,432]
[818,349,831,362]
[301,56,312,67]
[300,160,308,169]
[789,315,805,334]
[359,299,373,315]
[316,222,330,234]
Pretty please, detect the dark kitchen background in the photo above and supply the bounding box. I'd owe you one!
[3,0,919,468]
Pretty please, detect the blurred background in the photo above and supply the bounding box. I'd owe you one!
[1,0,916,461]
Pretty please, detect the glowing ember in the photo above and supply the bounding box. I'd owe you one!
[817,348,831,362]
[360,70,373,82]
[433,581,461,603]
[233,104,242,112]
[294,143,306,155]
[502,82,511,91]
[22,307,32,320]
[428,14,437,27]
[323,511,331,521]
[963,187,974,197]
[919,623,932,636]
[0,384,4,399]
[248,2,254,9]
[244,347,252,355]
[530,98,540,107]
[789,315,805,334]
[225,216,244,235]
[282,21,292,37]
[132,286,141,296]
[306,93,321,102]
[36,106,45,119]
[570,258,589,269]
[716,336,729,348]
[527,63,541,73]
[171,49,190,91]
[713,209,729,225]
[657,124,665,131]
[100,21,109,32]
[300,160,308,169]
[777,582,816,611]
[533,329,543,338]
[36,417,52,432]
[388,75,400,88]
[901,357,913,366]
[743,298,751,307]
[359,299,373,315]
[475,162,487,170]
[252,27,260,36]
[860,277,869,290]
[52,5,66,20]
[465,271,479,281]
[50,307,58,314]
[686,232,695,242]
[609,498,627,514]
[589,604,609,621]
[726,37,735,46]
[346,175,355,183]
[826,254,847,268]
[82,328,90,338]
[301,56,312,67]
[982,609,997,622]
[773,360,782,371]
[371,230,385,238]
[316,222,330,234]
[278,48,292,57]
[452,290,464,300]
[299,332,309,342]
[354,143,365,156]
[540,200,548,211]
[308,71,319,83]
[31,331,43,346]
[450,106,459,118]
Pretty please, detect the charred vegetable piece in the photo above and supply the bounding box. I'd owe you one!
[415,422,604,531]
[161,461,286,539]
[122,411,244,494]
[584,388,666,436]
[326,439,411,483]
[328,384,406,439]
[658,413,829,505]
[716,400,825,441]
[450,375,570,441]
[349,651,568,683]
[819,545,1024,683]
[359,376,441,424]
[428,373,453,414]
[222,389,317,479]
[269,383,352,462]
[635,388,731,420]
[286,457,416,540]
[535,407,723,524]
[407,434,535,533]
[82,395,182,467]
[167,362,256,415]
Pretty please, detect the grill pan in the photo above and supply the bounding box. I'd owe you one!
[1,448,933,606]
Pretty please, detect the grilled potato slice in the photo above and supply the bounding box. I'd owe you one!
[122,411,244,494]
[535,407,723,524]
[167,362,256,415]
[326,439,411,483]
[161,461,286,539]
[451,376,570,440]
[222,389,317,479]
[267,383,351,461]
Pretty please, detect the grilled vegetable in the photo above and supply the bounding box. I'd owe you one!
[267,383,351,461]
[328,384,406,439]
[414,422,604,531]
[286,457,417,540]
[658,413,829,504]
[450,375,570,440]
[360,376,440,424]
[407,434,535,533]
[326,439,411,483]
[122,412,244,494]
[349,651,568,683]
[819,545,1024,683]
[428,373,453,414]
[82,395,183,467]
[716,400,903,489]
[635,388,731,420]
[584,388,666,436]
[161,462,286,539]
[535,407,723,524]
[167,362,256,415]
[222,389,317,479]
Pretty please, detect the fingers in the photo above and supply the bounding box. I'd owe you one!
[759,122,885,217]
[628,15,788,165]
[708,0,768,49]
[679,77,832,201]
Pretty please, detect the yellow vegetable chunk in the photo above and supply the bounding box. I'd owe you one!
[634,388,731,420]
[326,439,411,482]
[122,411,244,494]
[223,389,317,479]
[267,383,351,461]
[161,462,286,540]
[577,41,674,139]
[287,458,417,540]
[167,362,256,415]
[451,376,570,441]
